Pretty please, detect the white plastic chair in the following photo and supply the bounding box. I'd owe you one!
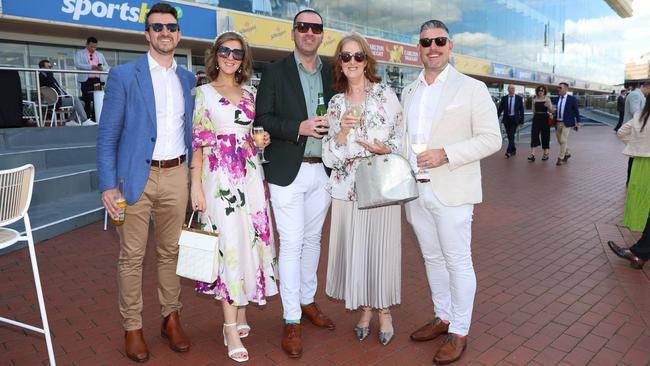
[0,164,56,365]
[40,86,75,127]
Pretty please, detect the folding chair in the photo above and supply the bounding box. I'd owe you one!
[0,164,56,365]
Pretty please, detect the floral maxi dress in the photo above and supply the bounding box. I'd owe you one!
[192,84,278,306]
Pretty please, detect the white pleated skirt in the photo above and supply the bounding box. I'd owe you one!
[326,199,401,310]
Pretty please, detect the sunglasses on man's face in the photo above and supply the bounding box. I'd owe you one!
[419,37,449,48]
[294,22,324,34]
[147,23,179,33]
[340,51,365,63]
[217,46,245,61]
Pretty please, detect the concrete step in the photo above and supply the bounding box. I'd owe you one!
[31,163,98,207]
[0,125,97,149]
[0,144,96,170]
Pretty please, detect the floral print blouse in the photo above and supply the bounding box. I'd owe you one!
[322,83,404,201]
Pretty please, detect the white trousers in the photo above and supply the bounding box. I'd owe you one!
[405,183,475,336]
[269,162,331,321]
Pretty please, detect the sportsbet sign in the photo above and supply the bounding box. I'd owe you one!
[1,0,217,40]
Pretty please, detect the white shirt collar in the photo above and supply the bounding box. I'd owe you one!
[147,52,177,71]
[417,63,450,86]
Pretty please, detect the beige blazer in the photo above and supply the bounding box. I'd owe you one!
[617,111,650,157]
[401,66,502,206]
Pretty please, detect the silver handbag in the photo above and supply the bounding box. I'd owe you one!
[355,153,418,209]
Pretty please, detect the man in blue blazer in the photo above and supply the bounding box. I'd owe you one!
[497,84,524,158]
[554,82,581,166]
[96,3,194,362]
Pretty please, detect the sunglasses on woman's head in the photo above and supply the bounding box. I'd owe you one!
[340,51,365,63]
[147,23,179,33]
[294,22,324,34]
[217,46,244,61]
[419,37,449,48]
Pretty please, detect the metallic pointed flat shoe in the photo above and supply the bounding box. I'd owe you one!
[354,326,370,341]
[379,330,394,346]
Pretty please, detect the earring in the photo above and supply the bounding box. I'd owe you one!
[215,65,219,70]
[237,67,242,74]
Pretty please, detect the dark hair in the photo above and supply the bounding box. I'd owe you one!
[196,76,209,87]
[332,33,381,93]
[38,59,50,68]
[292,8,322,26]
[205,32,253,85]
[641,93,650,132]
[535,85,547,95]
[86,37,98,44]
[145,3,178,30]
[420,20,450,36]
[559,82,569,88]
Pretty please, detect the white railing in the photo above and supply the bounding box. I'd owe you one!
[0,66,108,126]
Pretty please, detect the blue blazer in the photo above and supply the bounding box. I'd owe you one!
[554,94,580,127]
[97,55,195,204]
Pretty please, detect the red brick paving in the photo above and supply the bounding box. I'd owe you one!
[1,125,649,366]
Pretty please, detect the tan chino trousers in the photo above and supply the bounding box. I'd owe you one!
[555,122,571,159]
[116,163,189,330]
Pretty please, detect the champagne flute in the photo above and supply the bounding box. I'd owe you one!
[346,101,364,140]
[252,126,269,163]
[411,132,427,174]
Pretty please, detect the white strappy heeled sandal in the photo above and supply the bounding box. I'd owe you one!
[223,323,249,362]
[236,323,251,338]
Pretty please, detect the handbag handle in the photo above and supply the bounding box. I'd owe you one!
[186,210,216,233]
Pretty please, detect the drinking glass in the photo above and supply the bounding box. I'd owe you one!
[252,126,269,163]
[411,132,427,174]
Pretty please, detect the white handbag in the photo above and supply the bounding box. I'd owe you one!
[176,211,221,283]
[355,153,419,209]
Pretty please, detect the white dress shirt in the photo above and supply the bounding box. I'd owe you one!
[408,64,449,178]
[557,95,566,121]
[148,52,186,161]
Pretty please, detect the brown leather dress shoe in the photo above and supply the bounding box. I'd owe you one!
[161,311,190,352]
[301,303,336,330]
[608,241,646,269]
[410,317,449,342]
[281,323,303,358]
[125,329,149,363]
[433,333,467,365]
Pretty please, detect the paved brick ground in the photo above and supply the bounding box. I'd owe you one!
[1,125,649,366]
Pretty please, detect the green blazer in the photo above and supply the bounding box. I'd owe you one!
[255,52,335,186]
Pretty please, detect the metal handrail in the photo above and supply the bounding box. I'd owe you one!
[0,66,108,126]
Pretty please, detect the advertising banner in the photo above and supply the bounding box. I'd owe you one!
[452,54,490,76]
[365,38,420,66]
[232,12,341,56]
[1,0,217,40]
[491,63,514,78]
[514,68,536,81]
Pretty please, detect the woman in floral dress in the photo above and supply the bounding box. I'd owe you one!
[322,33,403,346]
[190,31,277,363]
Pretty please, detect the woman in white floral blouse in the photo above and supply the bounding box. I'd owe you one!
[322,33,404,346]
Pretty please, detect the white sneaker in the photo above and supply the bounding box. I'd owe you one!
[65,120,81,127]
[81,119,97,126]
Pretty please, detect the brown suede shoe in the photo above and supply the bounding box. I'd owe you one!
[161,311,190,353]
[281,323,303,358]
[301,302,336,330]
[125,329,149,363]
[410,317,449,342]
[433,333,467,365]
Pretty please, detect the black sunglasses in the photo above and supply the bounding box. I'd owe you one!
[217,46,245,61]
[340,51,365,63]
[419,37,449,48]
[147,23,179,33]
[294,22,324,34]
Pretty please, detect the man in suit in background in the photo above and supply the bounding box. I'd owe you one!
[402,19,501,365]
[38,59,94,126]
[554,82,581,166]
[622,82,649,184]
[96,3,193,362]
[614,89,627,131]
[497,84,524,158]
[74,36,109,121]
[255,8,336,359]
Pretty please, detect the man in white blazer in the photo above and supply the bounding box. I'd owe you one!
[402,19,501,365]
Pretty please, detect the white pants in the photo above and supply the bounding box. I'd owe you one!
[405,183,475,336]
[269,162,331,321]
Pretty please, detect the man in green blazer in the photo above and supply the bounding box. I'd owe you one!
[255,8,335,359]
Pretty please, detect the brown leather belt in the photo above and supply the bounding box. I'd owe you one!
[416,179,430,183]
[302,157,322,164]
[151,155,186,168]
